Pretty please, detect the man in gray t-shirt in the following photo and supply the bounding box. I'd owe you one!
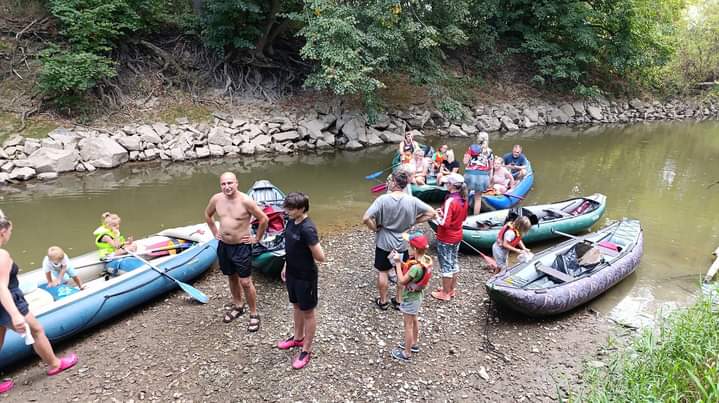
[363,171,435,310]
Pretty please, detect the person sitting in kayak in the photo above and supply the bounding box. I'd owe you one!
[491,216,532,273]
[429,145,447,182]
[437,149,460,185]
[489,156,515,194]
[503,144,528,180]
[94,212,140,274]
[463,140,493,215]
[43,246,84,290]
[409,148,430,186]
[398,129,420,156]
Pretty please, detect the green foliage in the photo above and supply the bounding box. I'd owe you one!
[572,296,719,402]
[38,48,116,104]
[661,0,719,92]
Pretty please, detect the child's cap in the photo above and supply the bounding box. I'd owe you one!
[402,230,428,250]
[469,144,482,156]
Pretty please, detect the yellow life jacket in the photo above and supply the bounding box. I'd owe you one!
[93,225,125,258]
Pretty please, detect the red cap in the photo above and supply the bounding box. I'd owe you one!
[409,234,429,249]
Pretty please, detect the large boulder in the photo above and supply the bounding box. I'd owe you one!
[2,134,24,148]
[587,105,603,120]
[25,147,80,173]
[116,136,142,151]
[342,117,368,144]
[137,125,162,144]
[152,123,170,138]
[299,119,327,140]
[475,115,501,132]
[48,128,80,149]
[274,130,300,143]
[377,130,403,143]
[500,116,519,131]
[250,134,272,148]
[79,137,129,168]
[9,166,35,180]
[208,126,233,146]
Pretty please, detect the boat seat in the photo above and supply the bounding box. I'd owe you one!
[23,287,55,314]
[535,263,573,283]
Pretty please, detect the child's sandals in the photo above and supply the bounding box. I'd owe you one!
[247,314,261,332]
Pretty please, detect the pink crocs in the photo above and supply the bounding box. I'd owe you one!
[47,353,78,376]
[277,336,304,350]
[292,351,311,369]
[0,378,13,394]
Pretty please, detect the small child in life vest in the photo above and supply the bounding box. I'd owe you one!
[390,231,432,362]
[491,216,532,273]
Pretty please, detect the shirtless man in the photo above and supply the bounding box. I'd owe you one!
[205,172,268,332]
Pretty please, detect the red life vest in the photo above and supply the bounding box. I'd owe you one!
[401,255,433,292]
[497,223,522,247]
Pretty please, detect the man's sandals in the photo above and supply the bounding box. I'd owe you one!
[223,304,248,323]
[248,314,261,332]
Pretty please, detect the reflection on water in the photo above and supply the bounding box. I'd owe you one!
[2,121,718,319]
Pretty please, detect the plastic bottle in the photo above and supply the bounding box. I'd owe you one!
[23,322,34,345]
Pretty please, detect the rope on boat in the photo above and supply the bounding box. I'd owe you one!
[48,244,213,342]
[481,299,510,363]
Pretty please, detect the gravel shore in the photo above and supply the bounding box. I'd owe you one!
[2,226,608,402]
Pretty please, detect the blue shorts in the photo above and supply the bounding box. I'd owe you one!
[464,172,490,193]
[47,266,79,283]
[437,241,460,277]
[0,289,29,328]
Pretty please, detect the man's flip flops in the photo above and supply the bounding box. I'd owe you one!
[47,353,78,376]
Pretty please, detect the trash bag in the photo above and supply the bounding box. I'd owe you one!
[554,242,600,277]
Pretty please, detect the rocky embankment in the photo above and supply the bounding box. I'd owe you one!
[3,227,608,402]
[1,97,717,185]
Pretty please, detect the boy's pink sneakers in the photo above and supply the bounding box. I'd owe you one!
[0,378,13,394]
[292,352,311,369]
[277,336,304,350]
[47,353,78,376]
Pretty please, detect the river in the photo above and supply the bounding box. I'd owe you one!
[2,120,718,323]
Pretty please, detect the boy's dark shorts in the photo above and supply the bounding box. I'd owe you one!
[217,241,252,278]
[286,275,318,311]
[0,289,29,328]
[374,247,409,272]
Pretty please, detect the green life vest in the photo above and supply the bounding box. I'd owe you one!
[93,225,125,258]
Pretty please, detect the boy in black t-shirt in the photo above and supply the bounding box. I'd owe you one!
[277,192,326,369]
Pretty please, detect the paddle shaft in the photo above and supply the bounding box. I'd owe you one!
[460,239,497,269]
[551,229,618,251]
[73,244,192,269]
[122,249,209,304]
[366,163,400,180]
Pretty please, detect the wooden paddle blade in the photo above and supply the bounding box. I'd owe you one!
[178,281,209,303]
[479,251,498,270]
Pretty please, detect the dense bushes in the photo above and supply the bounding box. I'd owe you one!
[34,0,706,109]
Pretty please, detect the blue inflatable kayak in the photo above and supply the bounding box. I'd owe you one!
[0,223,217,370]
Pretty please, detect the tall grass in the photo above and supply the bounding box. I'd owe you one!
[572,297,719,402]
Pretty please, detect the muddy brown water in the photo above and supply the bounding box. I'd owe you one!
[1,120,718,322]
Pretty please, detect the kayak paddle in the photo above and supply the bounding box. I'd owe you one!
[365,163,400,180]
[123,248,209,304]
[460,239,498,270]
[551,229,619,251]
[371,183,388,193]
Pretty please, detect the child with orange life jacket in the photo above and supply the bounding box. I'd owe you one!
[491,216,532,272]
[389,231,432,362]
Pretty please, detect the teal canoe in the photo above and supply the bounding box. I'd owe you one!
[430,193,607,252]
[248,180,287,277]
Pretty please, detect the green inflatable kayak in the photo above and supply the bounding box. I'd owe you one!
[430,193,607,252]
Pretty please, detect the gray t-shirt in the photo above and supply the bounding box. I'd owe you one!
[365,192,433,252]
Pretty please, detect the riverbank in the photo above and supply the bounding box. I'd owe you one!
[1,226,609,402]
[1,95,718,185]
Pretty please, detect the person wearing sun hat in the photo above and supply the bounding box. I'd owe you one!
[389,230,433,362]
[432,173,468,301]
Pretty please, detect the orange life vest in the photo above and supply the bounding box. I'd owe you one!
[401,255,433,292]
[497,223,522,248]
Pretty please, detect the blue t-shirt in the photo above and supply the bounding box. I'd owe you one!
[503,152,527,168]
